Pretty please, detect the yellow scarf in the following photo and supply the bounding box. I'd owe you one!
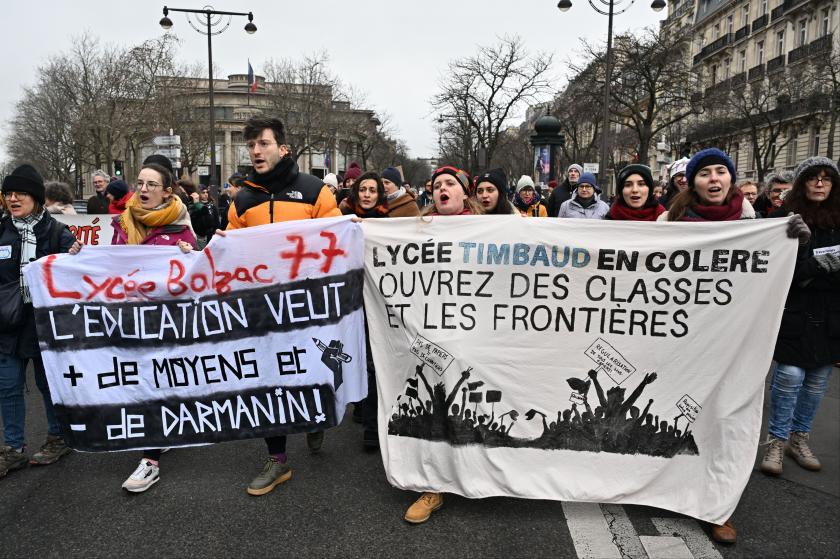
[118,195,189,245]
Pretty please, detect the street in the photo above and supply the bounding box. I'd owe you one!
[1,366,837,559]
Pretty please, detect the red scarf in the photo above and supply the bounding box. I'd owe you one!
[608,203,666,221]
[682,189,745,222]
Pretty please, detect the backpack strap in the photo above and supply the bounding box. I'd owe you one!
[49,220,69,254]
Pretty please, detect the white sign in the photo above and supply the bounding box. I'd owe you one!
[25,217,367,452]
[55,214,115,246]
[409,335,455,377]
[153,135,181,146]
[362,216,797,525]
[197,166,209,176]
[583,163,599,174]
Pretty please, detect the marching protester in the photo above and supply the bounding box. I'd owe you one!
[0,165,78,478]
[44,182,78,215]
[606,164,666,221]
[105,178,132,214]
[547,163,582,217]
[381,167,420,217]
[222,116,341,496]
[86,169,111,214]
[753,172,793,218]
[660,157,689,208]
[335,161,362,206]
[99,161,196,491]
[416,178,434,210]
[513,175,547,217]
[736,180,760,211]
[652,180,664,202]
[189,185,220,248]
[323,172,339,195]
[761,157,840,478]
[557,172,609,219]
[474,168,516,215]
[407,165,483,524]
[218,173,244,230]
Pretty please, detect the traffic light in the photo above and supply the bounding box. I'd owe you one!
[114,160,124,177]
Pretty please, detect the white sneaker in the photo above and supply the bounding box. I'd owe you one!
[122,459,160,493]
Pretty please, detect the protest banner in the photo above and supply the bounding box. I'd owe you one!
[55,214,116,246]
[24,217,366,452]
[361,216,797,525]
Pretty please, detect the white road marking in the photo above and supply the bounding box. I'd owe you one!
[640,536,694,559]
[562,502,622,559]
[652,518,723,559]
[601,504,649,559]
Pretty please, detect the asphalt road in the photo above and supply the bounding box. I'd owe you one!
[1,366,837,559]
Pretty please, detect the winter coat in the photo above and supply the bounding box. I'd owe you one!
[0,213,76,358]
[416,191,434,210]
[557,194,610,219]
[547,179,575,217]
[108,192,133,214]
[110,216,197,247]
[771,211,840,368]
[87,193,110,215]
[387,190,421,218]
[189,201,220,237]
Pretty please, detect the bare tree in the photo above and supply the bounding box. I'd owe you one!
[432,35,553,171]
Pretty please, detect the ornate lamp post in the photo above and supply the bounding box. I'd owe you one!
[557,0,665,197]
[159,5,257,199]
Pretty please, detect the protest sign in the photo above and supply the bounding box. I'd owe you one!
[24,217,366,451]
[361,216,797,524]
[55,214,116,246]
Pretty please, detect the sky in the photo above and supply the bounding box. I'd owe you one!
[0,0,666,162]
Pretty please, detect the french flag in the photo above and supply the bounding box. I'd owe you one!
[247,60,257,93]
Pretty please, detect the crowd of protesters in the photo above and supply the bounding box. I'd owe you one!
[1,115,838,545]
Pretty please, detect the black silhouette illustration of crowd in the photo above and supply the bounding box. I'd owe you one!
[387,364,699,457]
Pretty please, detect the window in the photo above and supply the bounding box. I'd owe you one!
[756,40,765,64]
[713,23,720,40]
[711,64,718,85]
[727,15,734,35]
[777,30,785,56]
[733,143,740,168]
[799,19,808,46]
[812,127,821,156]
[786,136,798,167]
[822,8,830,37]
[761,0,767,15]
[742,4,750,26]
[739,49,747,72]
[724,58,731,78]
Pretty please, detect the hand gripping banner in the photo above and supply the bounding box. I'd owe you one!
[361,216,797,525]
[24,217,366,452]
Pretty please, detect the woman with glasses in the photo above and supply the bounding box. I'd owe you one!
[761,157,840,479]
[556,172,609,219]
[1,165,78,479]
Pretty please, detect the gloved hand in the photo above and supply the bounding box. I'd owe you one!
[787,214,811,247]
[814,252,840,274]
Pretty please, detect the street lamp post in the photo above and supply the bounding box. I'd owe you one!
[557,0,665,198]
[159,5,257,201]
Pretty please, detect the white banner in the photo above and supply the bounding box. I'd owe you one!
[55,214,115,246]
[361,216,797,525]
[24,217,366,451]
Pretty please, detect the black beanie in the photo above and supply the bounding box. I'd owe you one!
[476,168,508,194]
[381,167,403,187]
[106,179,129,200]
[616,164,654,190]
[2,164,45,205]
[143,154,175,177]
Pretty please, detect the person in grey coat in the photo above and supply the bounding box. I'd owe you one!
[557,172,610,219]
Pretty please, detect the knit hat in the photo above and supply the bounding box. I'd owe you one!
[686,148,737,188]
[616,164,654,190]
[669,157,690,178]
[106,179,129,200]
[344,162,362,183]
[794,156,839,184]
[323,173,338,188]
[548,179,558,189]
[577,172,601,193]
[431,166,472,195]
[2,164,46,205]
[381,167,403,187]
[516,175,535,192]
[476,168,507,194]
[567,164,583,183]
[143,154,175,177]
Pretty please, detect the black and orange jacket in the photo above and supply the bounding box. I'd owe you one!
[226,163,340,228]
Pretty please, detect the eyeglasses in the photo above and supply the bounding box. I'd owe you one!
[3,191,30,199]
[246,139,277,151]
[136,180,163,190]
[578,184,595,190]
[806,176,832,185]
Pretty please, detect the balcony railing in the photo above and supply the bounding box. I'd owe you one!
[734,25,750,42]
[771,5,785,21]
[752,14,768,32]
[788,44,808,64]
[693,33,733,64]
[730,72,746,87]
[783,0,808,12]
[810,33,833,55]
[748,63,766,81]
[767,54,785,73]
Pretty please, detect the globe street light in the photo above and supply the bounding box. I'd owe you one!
[558,0,666,198]
[158,5,257,200]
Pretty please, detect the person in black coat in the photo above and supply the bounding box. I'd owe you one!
[0,165,78,477]
[546,164,582,217]
[760,157,840,477]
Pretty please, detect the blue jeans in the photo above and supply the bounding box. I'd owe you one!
[0,351,62,449]
[768,362,834,440]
